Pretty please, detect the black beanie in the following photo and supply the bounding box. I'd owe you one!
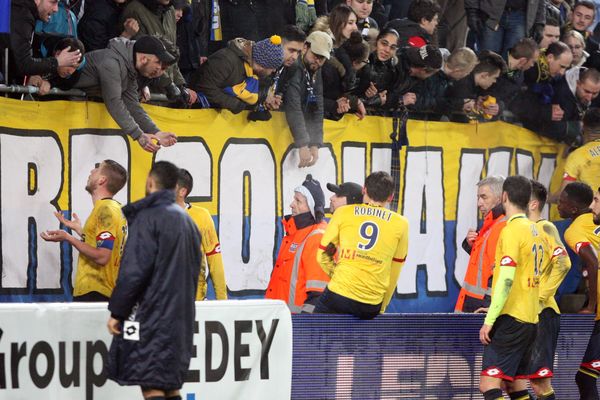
[294,174,325,220]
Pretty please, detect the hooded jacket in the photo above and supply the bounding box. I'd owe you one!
[74,37,160,140]
[464,0,545,34]
[9,0,59,77]
[108,189,202,390]
[121,0,186,87]
[384,18,431,48]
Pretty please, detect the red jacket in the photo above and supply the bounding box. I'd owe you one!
[265,216,329,312]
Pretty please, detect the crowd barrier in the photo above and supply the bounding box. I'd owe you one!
[0,302,591,399]
[0,97,569,311]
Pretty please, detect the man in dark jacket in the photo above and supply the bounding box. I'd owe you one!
[190,35,284,113]
[78,0,128,52]
[283,30,332,168]
[107,161,202,400]
[74,35,178,153]
[6,0,81,84]
[385,0,441,48]
[465,0,545,58]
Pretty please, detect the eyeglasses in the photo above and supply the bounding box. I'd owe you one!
[379,39,398,51]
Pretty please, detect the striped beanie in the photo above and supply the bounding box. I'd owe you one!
[253,35,284,70]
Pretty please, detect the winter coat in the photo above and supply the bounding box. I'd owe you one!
[108,189,202,391]
[176,5,201,76]
[78,0,125,52]
[190,38,255,113]
[384,18,431,48]
[9,0,58,77]
[321,56,361,120]
[121,0,186,86]
[355,52,401,111]
[463,0,545,33]
[282,57,325,147]
[74,37,160,140]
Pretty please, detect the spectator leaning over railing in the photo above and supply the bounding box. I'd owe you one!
[322,31,369,120]
[282,31,332,168]
[385,0,441,48]
[445,50,507,122]
[73,35,178,153]
[189,35,284,113]
[121,0,198,106]
[5,0,81,85]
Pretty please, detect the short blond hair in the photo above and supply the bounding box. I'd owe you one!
[446,47,477,71]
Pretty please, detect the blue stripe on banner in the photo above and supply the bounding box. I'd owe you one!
[0,0,9,34]
[186,393,195,400]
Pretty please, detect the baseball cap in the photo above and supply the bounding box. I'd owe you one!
[327,182,363,205]
[133,35,176,65]
[406,45,442,70]
[306,31,333,60]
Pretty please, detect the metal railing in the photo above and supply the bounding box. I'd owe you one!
[0,84,170,102]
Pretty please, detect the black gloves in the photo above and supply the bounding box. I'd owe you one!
[466,8,483,35]
[165,83,191,107]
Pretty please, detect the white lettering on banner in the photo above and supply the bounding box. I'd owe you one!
[335,355,354,398]
[399,149,446,296]
[454,151,485,286]
[219,141,277,292]
[341,144,366,186]
[281,146,337,214]
[486,149,511,177]
[155,137,212,200]
[371,145,392,176]
[516,151,534,179]
[0,133,63,291]
[380,354,425,397]
[0,301,292,400]
[538,155,557,220]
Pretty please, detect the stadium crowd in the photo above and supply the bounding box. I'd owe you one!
[5,0,600,399]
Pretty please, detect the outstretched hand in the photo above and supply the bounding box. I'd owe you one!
[54,211,82,237]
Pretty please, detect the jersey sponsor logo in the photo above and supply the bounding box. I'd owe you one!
[483,367,500,377]
[499,256,516,266]
[592,361,600,369]
[339,248,356,260]
[207,243,222,256]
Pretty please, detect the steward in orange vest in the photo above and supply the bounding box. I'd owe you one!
[266,175,330,313]
[455,204,507,312]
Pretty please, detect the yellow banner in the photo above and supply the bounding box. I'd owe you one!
[0,97,565,310]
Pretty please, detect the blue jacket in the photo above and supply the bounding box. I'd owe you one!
[108,189,202,390]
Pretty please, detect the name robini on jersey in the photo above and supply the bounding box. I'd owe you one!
[353,205,392,221]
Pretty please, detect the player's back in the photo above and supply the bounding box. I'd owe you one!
[327,204,408,305]
[494,214,546,324]
[565,212,600,254]
[564,140,600,191]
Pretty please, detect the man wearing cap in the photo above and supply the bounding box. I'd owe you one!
[74,35,178,153]
[392,44,443,110]
[265,175,330,313]
[190,35,284,113]
[282,31,332,168]
[327,181,364,212]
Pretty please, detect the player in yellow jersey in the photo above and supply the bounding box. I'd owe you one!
[479,176,547,400]
[175,169,227,300]
[521,180,571,400]
[549,108,600,203]
[558,183,600,398]
[315,171,408,319]
[558,182,600,315]
[41,160,128,301]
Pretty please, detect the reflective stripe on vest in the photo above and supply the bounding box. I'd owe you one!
[464,216,508,297]
[288,228,325,311]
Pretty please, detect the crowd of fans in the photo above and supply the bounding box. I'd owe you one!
[3,0,600,151]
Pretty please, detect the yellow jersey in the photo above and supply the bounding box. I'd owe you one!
[492,214,546,324]
[563,139,600,192]
[73,199,127,298]
[317,204,408,310]
[186,204,228,300]
[564,212,600,319]
[536,219,571,314]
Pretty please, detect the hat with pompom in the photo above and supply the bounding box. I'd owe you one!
[252,35,284,70]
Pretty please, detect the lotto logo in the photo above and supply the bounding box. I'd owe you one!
[214,244,222,253]
[485,368,500,376]
[553,247,566,257]
[500,256,515,266]
[591,361,600,368]
[98,232,113,240]
[538,368,550,377]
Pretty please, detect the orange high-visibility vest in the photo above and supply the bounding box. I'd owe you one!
[266,217,329,313]
[455,210,507,312]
